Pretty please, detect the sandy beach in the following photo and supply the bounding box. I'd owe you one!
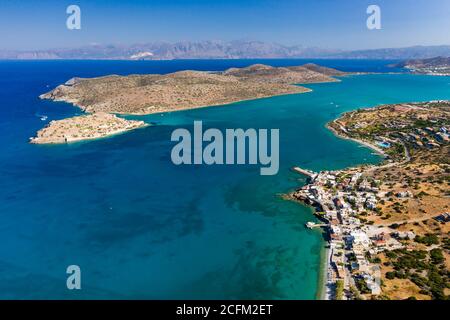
[326,121,387,158]
[318,245,332,300]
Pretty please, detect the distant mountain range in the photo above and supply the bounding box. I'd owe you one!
[1,40,450,60]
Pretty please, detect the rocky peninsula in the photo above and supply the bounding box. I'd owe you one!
[33,63,345,144]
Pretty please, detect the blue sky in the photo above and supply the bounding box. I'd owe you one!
[0,0,449,50]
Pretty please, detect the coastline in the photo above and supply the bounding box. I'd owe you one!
[326,120,387,158]
[31,123,150,144]
[299,116,389,300]
[286,193,332,300]
[30,113,149,144]
[317,242,331,300]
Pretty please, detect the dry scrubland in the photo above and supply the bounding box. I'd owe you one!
[39,63,344,115]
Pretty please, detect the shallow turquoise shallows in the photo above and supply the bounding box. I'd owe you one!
[1,60,450,299]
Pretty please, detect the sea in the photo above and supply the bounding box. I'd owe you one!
[1,59,450,299]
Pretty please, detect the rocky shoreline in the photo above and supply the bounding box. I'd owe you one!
[30,113,148,144]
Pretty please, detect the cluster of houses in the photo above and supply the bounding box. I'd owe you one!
[372,122,448,151]
[345,104,449,153]
[393,125,449,149]
[295,169,406,299]
[408,65,450,76]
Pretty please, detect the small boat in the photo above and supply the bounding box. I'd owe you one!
[40,116,48,121]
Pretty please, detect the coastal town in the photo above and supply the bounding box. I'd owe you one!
[292,101,450,300]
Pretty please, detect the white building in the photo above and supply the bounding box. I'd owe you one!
[350,230,371,247]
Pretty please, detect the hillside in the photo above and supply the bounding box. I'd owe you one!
[40,63,344,115]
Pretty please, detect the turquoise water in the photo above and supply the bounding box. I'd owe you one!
[0,60,449,299]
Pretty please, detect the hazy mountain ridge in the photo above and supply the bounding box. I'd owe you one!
[1,41,450,60]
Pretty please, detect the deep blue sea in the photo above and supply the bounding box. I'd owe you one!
[1,59,449,299]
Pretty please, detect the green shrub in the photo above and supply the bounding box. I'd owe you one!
[430,249,444,264]
[335,280,344,300]
[414,233,439,246]
[386,272,395,280]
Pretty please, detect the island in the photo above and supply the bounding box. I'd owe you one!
[30,113,148,144]
[290,101,450,300]
[33,63,346,143]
